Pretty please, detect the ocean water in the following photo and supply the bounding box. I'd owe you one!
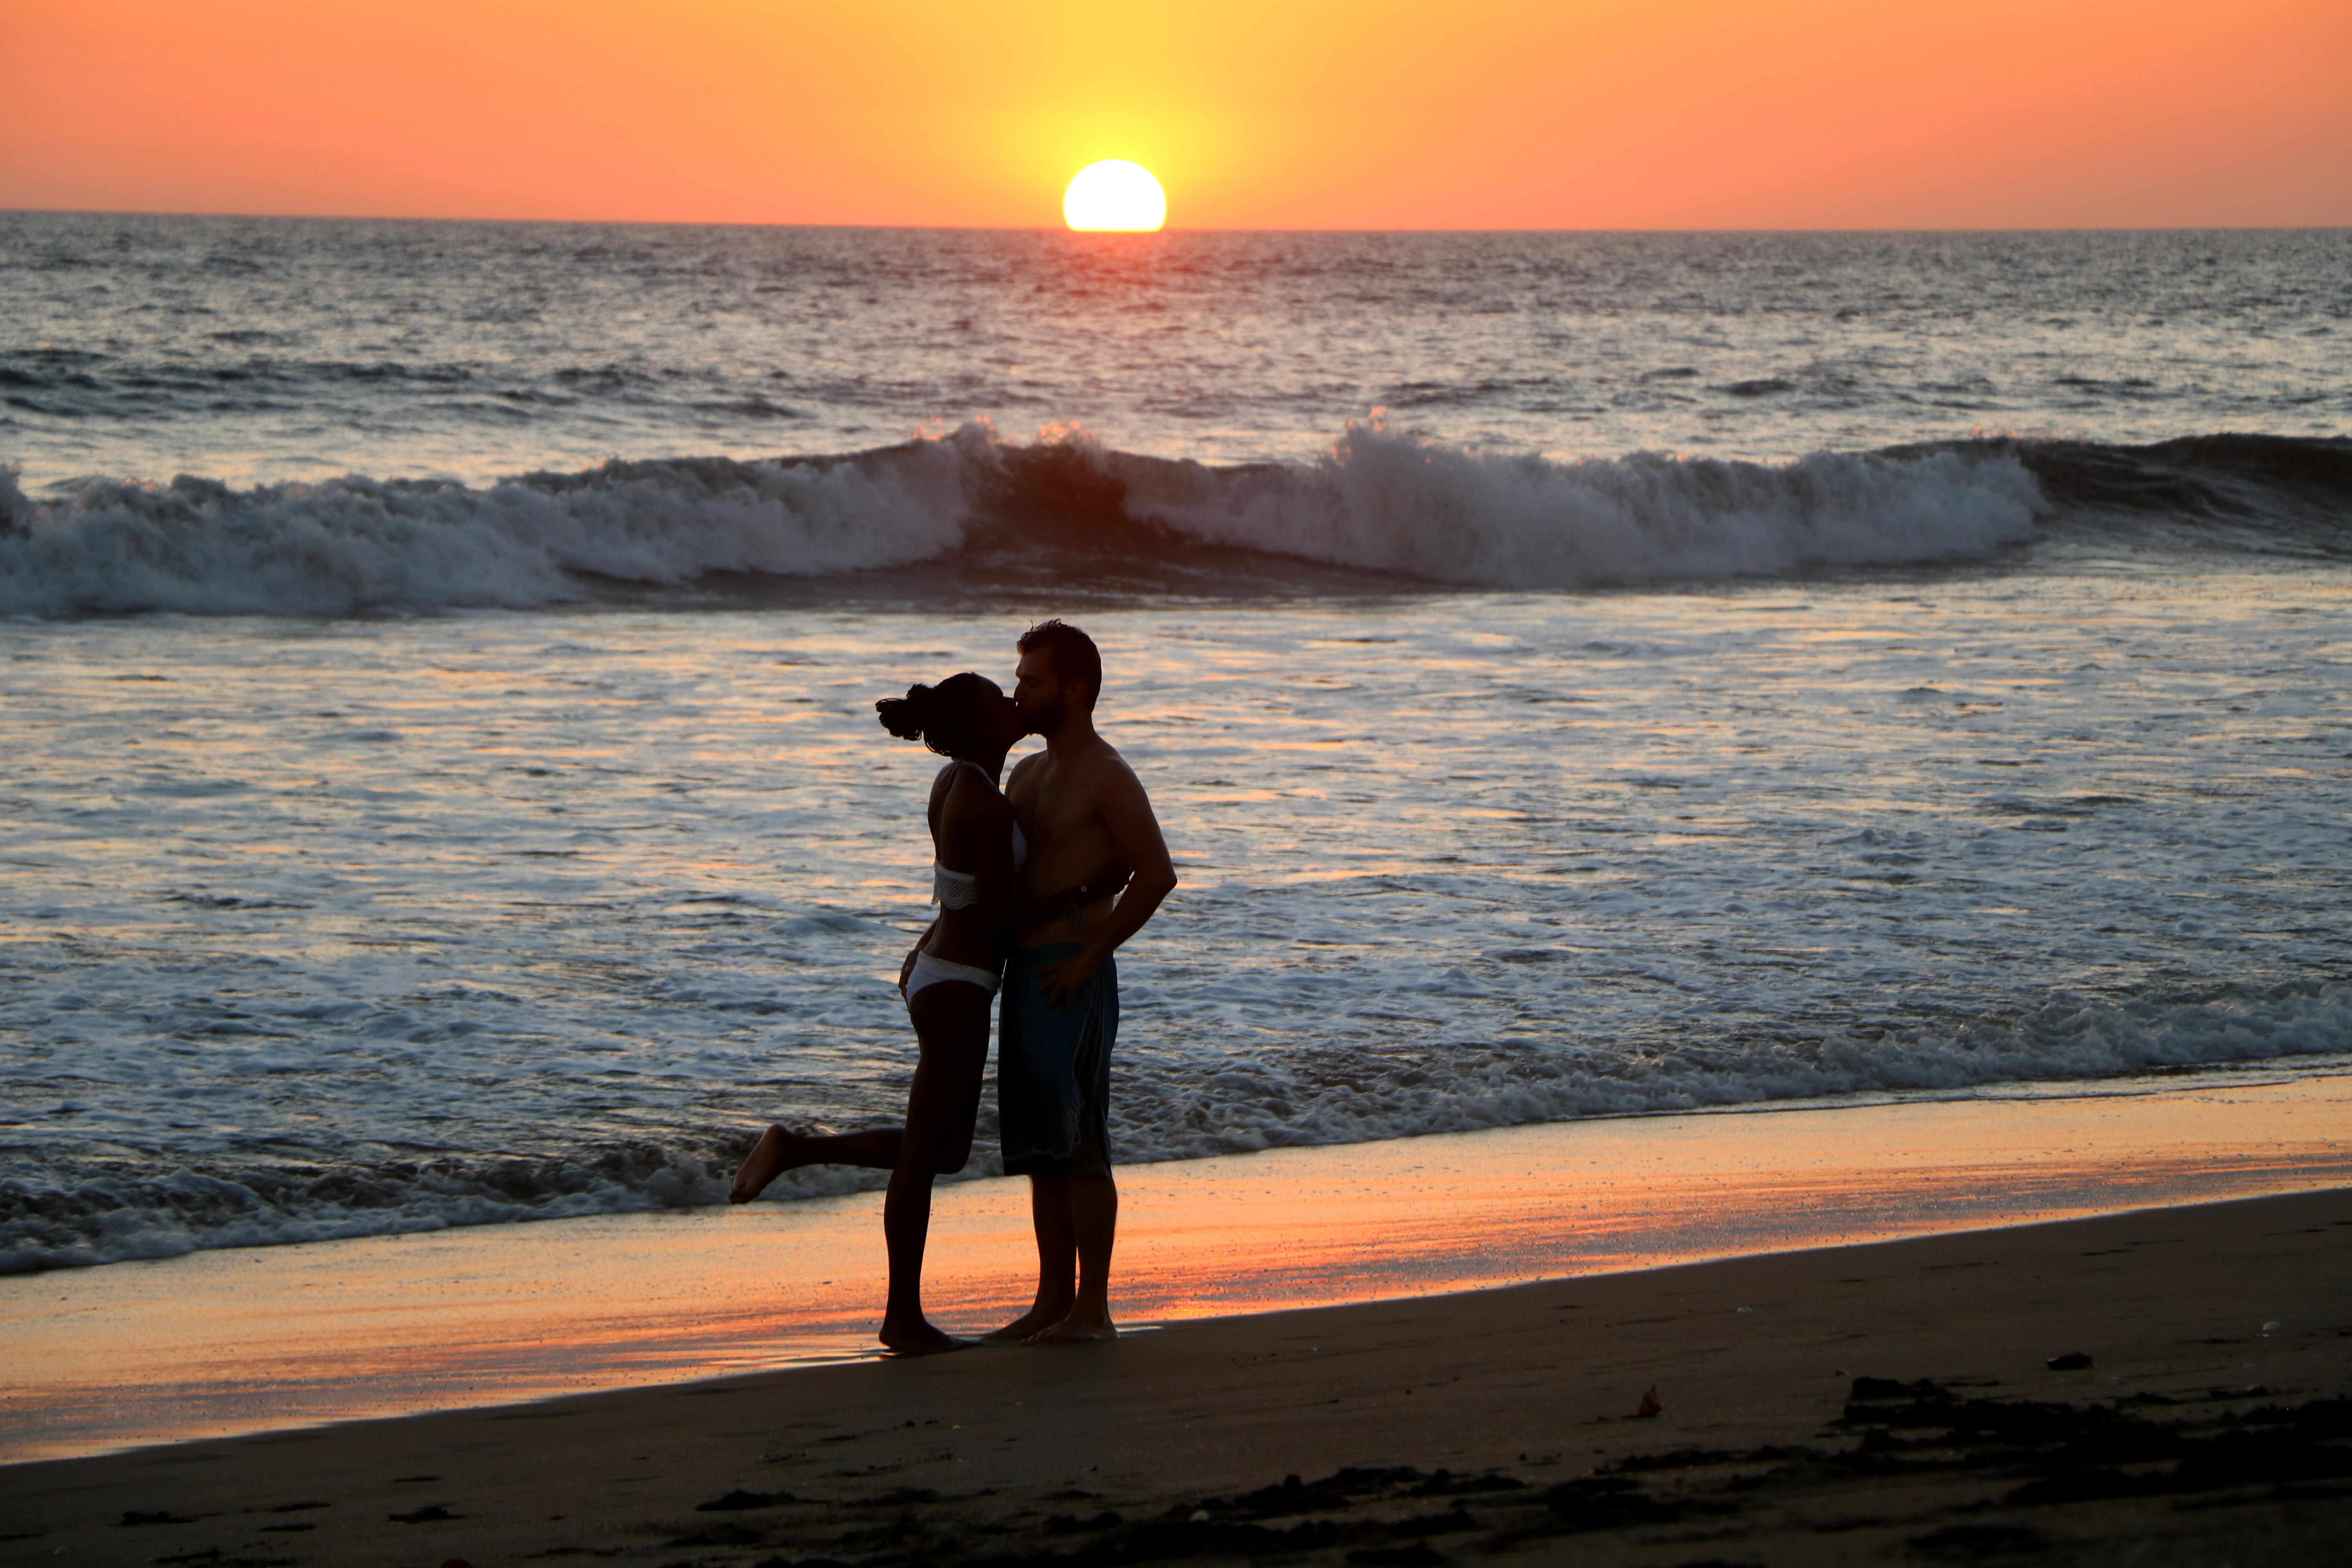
[3,214,2348,1274]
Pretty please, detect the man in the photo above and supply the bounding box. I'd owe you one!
[987,619,1177,1345]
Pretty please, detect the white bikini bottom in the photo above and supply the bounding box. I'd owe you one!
[905,950,1001,1000]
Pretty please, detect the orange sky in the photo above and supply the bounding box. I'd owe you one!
[4,0,2346,229]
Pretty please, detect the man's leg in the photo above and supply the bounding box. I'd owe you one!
[1026,962,1119,1343]
[1029,1172,1118,1342]
[984,1172,1078,1340]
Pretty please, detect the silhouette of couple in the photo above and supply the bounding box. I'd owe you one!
[730,620,1176,1354]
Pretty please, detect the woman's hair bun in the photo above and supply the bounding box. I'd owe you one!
[875,682,935,742]
[873,671,1001,758]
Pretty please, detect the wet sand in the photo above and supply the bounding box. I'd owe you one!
[3,1184,2348,1566]
[6,1074,2350,1463]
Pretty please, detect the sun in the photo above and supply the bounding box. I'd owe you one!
[1063,161,1167,232]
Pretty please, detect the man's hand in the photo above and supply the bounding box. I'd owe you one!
[1034,949,1101,1009]
[1074,862,1131,905]
[899,918,940,999]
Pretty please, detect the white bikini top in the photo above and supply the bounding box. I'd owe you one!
[931,760,1027,909]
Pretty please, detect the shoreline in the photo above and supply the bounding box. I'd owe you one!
[4,1185,2347,1566]
[4,1071,2347,1467]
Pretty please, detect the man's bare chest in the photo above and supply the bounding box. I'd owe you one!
[1009,762,1102,846]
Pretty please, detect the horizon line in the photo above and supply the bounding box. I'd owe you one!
[6,206,2348,236]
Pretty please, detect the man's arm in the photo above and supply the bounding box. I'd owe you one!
[981,861,1133,940]
[1034,756,1176,1006]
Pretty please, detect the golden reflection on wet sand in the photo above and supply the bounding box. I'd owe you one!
[4,1074,2345,1463]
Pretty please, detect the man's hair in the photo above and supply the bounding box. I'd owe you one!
[1018,619,1102,708]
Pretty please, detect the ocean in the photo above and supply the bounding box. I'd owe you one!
[3,213,2347,1276]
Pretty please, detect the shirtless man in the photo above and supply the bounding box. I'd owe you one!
[985,620,1177,1345]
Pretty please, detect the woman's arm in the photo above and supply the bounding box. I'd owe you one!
[939,774,1128,939]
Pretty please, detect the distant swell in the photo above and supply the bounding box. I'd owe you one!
[4,425,2346,615]
[2013,433,2352,552]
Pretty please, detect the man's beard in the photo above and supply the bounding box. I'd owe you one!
[1020,693,1065,735]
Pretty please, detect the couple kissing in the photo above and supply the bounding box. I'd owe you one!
[728,619,1177,1355]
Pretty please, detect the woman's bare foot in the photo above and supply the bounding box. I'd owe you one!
[879,1316,971,1356]
[982,1299,1075,1343]
[728,1125,800,1204]
[1026,1308,1118,1345]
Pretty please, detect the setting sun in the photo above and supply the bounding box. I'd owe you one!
[1063,160,1167,231]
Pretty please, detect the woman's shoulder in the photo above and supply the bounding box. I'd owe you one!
[939,760,1009,810]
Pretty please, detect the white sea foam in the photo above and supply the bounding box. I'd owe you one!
[1109,981,2352,1163]
[0,424,2051,615]
[1115,421,2045,586]
[0,447,973,616]
[4,981,2340,1275]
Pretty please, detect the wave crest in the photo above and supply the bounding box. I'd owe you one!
[1114,421,2043,586]
[0,443,973,615]
[13,424,2344,616]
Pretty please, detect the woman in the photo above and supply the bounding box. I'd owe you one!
[727,671,1126,1355]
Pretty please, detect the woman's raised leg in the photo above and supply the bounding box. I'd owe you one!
[729,1124,906,1203]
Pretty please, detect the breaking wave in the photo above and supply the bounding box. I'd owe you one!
[1113,426,2040,584]
[2,424,2344,616]
[0,441,976,616]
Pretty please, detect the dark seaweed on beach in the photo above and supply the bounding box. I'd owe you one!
[698,1488,807,1511]
[1216,1466,1525,1519]
[668,1520,765,1546]
[2006,1396,2352,1504]
[1909,1523,2053,1559]
[1811,1381,2352,1508]
[770,1388,2352,1568]
[1043,1512,1123,1533]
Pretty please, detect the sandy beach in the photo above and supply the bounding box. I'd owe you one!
[6,1085,2350,1566]
[4,1186,2347,1566]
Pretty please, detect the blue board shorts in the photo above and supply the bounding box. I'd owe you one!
[997,944,1116,1178]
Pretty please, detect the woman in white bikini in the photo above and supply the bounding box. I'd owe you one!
[726,671,1125,1355]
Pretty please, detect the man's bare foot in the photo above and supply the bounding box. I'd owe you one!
[879,1316,971,1356]
[982,1301,1075,1343]
[728,1125,800,1204]
[1026,1309,1118,1345]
